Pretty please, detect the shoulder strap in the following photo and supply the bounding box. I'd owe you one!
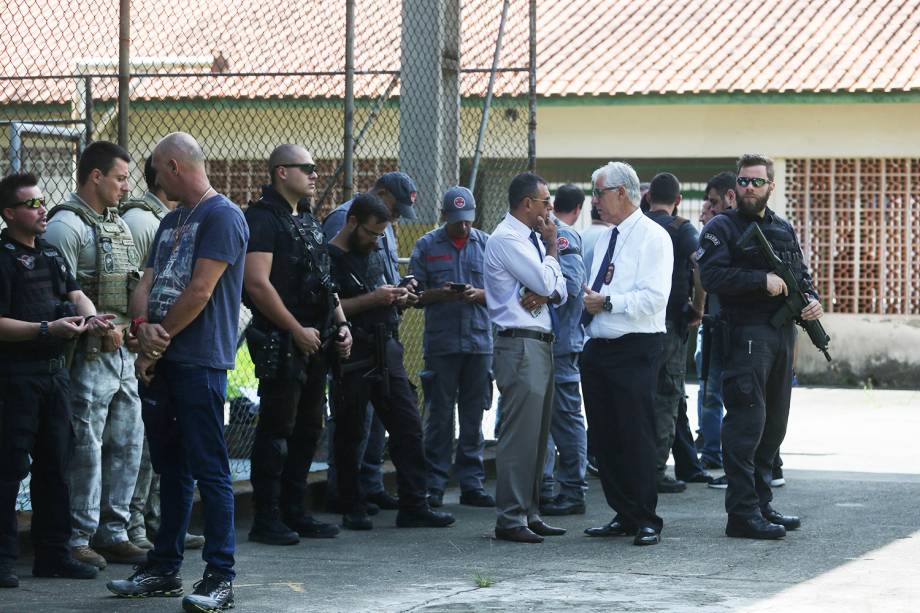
[47,202,97,228]
[666,215,690,234]
[119,199,166,220]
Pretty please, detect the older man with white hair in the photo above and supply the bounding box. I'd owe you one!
[580,162,673,546]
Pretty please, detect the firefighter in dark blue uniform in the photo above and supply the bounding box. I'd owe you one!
[0,173,113,586]
[697,155,824,540]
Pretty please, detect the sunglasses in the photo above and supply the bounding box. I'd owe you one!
[592,185,621,198]
[15,197,46,209]
[736,177,769,188]
[274,163,317,175]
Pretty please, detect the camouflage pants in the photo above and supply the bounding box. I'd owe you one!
[67,345,143,548]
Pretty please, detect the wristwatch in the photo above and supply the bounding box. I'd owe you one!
[38,320,49,339]
[602,296,613,313]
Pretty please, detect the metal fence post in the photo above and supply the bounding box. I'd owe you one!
[118,0,130,149]
[343,0,355,201]
[528,0,537,172]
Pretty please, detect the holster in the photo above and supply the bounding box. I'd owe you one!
[246,326,302,381]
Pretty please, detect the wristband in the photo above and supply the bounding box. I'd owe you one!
[130,316,147,337]
[39,321,49,339]
[335,321,351,331]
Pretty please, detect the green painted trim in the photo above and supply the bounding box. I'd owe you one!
[536,90,920,106]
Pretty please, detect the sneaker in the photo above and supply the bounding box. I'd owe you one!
[71,545,107,569]
[181,572,233,612]
[0,563,18,588]
[95,540,150,565]
[396,507,455,528]
[283,515,340,539]
[427,490,444,508]
[366,490,399,510]
[459,490,495,507]
[184,533,206,550]
[33,556,98,580]
[248,512,299,546]
[656,476,687,493]
[708,475,728,489]
[107,565,183,598]
[771,467,786,487]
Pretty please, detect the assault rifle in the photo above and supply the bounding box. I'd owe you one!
[737,223,832,362]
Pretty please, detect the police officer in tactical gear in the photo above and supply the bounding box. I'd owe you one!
[243,144,352,544]
[0,173,115,587]
[698,154,824,540]
[328,193,455,531]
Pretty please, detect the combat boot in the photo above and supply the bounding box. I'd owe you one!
[0,562,19,588]
[249,507,299,545]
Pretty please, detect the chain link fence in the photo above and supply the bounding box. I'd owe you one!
[3,0,534,509]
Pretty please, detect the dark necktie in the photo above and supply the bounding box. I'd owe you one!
[581,227,619,327]
[527,231,558,333]
[529,231,543,261]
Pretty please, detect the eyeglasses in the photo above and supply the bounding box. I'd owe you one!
[15,197,46,209]
[529,196,552,206]
[592,185,621,198]
[274,163,317,175]
[359,224,386,239]
[736,177,769,188]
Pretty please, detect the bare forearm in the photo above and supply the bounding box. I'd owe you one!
[0,318,40,342]
[340,293,380,317]
[129,270,153,319]
[692,268,705,313]
[159,286,211,338]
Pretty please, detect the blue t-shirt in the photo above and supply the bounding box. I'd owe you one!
[146,193,249,370]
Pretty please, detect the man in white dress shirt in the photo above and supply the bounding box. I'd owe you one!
[580,162,673,546]
[485,172,568,544]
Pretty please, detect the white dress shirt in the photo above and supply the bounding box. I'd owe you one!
[485,212,567,332]
[585,207,672,339]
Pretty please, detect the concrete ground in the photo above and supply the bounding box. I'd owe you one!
[3,384,920,612]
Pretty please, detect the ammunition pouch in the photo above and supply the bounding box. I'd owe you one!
[246,326,303,381]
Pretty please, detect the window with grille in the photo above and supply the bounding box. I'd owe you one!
[785,158,920,315]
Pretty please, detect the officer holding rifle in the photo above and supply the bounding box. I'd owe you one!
[698,154,829,541]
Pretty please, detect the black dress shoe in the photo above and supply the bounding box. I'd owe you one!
[633,527,660,546]
[367,491,399,510]
[427,490,444,508]
[528,520,566,536]
[342,512,373,530]
[762,507,801,530]
[725,514,786,539]
[680,472,713,484]
[396,507,455,528]
[657,476,687,493]
[459,490,495,507]
[540,495,586,516]
[584,520,636,537]
[494,526,543,543]
[33,556,98,580]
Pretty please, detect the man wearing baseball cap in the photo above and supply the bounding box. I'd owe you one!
[409,187,494,509]
[322,172,420,517]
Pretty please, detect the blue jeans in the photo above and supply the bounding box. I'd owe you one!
[541,353,587,501]
[140,360,235,579]
[695,325,724,466]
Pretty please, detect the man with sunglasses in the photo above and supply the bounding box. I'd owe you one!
[0,173,115,587]
[242,144,351,545]
[485,172,568,544]
[697,154,823,540]
[326,193,454,530]
[321,172,420,517]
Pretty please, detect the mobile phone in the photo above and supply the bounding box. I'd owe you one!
[397,275,416,288]
[448,283,467,292]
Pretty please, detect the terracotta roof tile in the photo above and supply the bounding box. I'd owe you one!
[2,0,918,105]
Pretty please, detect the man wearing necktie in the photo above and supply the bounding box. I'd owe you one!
[581,162,673,546]
[484,172,568,544]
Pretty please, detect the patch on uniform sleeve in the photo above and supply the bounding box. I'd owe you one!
[557,236,570,250]
[694,246,707,260]
[702,232,721,246]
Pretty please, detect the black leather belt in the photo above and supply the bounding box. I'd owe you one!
[0,355,66,375]
[497,328,555,343]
